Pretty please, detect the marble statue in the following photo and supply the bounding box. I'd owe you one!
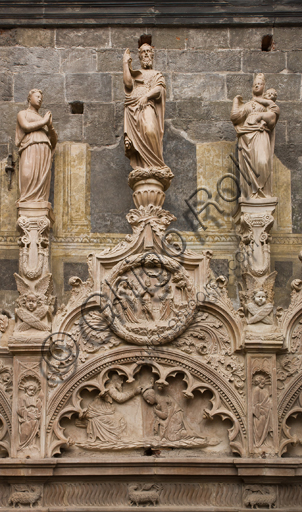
[123,44,167,171]
[15,89,57,203]
[231,74,280,199]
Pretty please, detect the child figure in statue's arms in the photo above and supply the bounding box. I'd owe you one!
[253,88,279,130]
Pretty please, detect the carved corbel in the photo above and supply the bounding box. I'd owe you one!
[17,215,50,280]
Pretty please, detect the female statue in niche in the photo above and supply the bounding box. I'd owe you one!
[15,89,57,203]
[230,74,280,199]
[123,43,167,171]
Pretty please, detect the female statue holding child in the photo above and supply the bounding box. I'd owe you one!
[231,74,280,199]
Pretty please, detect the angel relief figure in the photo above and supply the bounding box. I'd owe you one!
[14,273,54,333]
[240,272,276,329]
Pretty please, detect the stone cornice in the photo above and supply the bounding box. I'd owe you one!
[0,1,302,27]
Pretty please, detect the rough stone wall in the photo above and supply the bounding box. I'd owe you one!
[0,25,301,308]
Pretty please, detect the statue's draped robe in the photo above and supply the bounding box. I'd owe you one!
[85,397,126,444]
[18,395,42,448]
[124,69,166,170]
[15,110,52,203]
[252,386,273,448]
[231,100,279,198]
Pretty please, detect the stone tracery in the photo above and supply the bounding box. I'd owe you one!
[0,48,300,510]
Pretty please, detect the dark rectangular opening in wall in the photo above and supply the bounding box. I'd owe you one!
[70,101,84,114]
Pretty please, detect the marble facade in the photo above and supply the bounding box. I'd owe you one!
[0,13,302,512]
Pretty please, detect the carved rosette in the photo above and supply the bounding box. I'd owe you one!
[98,252,197,346]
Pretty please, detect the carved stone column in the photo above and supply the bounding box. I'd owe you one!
[9,201,54,459]
[233,199,282,456]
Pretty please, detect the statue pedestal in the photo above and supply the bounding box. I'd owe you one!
[233,197,278,279]
[233,197,278,224]
[17,200,55,225]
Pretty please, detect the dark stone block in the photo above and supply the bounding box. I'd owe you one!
[0,29,17,46]
[229,27,273,50]
[274,27,302,51]
[242,51,286,73]
[167,50,241,73]
[84,103,116,145]
[0,47,60,74]
[60,49,97,73]
[64,262,89,291]
[151,28,189,49]
[0,260,18,290]
[56,28,110,48]
[275,261,293,288]
[46,103,83,143]
[211,259,230,279]
[165,101,177,119]
[0,144,8,160]
[172,73,225,101]
[90,139,132,234]
[188,28,229,50]
[14,73,65,104]
[288,50,302,72]
[97,49,125,73]
[172,119,235,143]
[0,73,12,101]
[65,73,112,103]
[16,28,55,48]
[163,123,198,233]
[274,121,286,147]
[0,103,22,143]
[226,74,254,101]
[264,74,301,101]
[111,27,147,50]
[280,102,302,123]
[177,99,232,122]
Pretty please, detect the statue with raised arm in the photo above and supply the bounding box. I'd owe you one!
[123,42,168,173]
[231,74,280,199]
[15,89,57,203]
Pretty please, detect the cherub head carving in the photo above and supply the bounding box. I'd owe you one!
[14,273,53,310]
[242,272,277,306]
[253,289,268,307]
[19,374,41,396]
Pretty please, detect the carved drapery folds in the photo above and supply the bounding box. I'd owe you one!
[46,349,246,457]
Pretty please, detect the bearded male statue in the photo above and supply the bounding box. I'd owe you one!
[123,42,168,172]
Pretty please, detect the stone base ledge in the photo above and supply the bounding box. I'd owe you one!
[0,457,302,479]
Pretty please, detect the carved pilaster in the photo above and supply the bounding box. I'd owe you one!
[9,203,55,347]
[11,359,46,459]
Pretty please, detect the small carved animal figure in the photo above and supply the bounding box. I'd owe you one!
[128,483,160,506]
[9,485,42,508]
[244,489,276,509]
